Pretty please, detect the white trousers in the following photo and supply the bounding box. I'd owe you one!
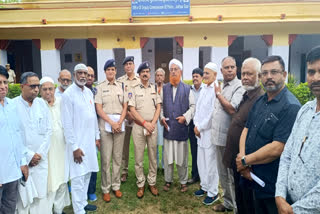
[16,196,48,214]
[71,172,91,214]
[197,145,219,197]
[47,183,70,214]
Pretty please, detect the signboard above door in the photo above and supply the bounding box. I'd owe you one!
[131,0,190,17]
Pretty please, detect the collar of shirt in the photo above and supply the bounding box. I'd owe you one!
[191,83,204,91]
[204,83,214,89]
[106,79,118,86]
[223,77,239,88]
[262,86,288,103]
[246,85,263,100]
[19,95,31,107]
[125,74,139,80]
[140,83,151,88]
[305,98,318,112]
[2,97,9,106]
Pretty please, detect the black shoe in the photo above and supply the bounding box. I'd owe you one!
[187,177,200,185]
[84,204,97,212]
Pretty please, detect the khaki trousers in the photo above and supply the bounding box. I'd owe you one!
[121,126,132,175]
[100,130,125,193]
[132,123,158,188]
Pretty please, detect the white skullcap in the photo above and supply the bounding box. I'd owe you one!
[40,76,54,85]
[74,63,88,72]
[169,59,183,71]
[204,62,218,72]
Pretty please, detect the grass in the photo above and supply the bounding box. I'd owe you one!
[63,138,234,214]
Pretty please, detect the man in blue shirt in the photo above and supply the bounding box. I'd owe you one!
[0,65,28,214]
[236,56,301,214]
[275,46,320,214]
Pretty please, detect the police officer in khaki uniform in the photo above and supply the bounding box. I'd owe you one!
[95,59,128,203]
[128,62,161,199]
[117,56,141,182]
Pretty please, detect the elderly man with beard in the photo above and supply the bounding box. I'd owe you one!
[187,68,203,185]
[161,59,195,193]
[0,65,28,214]
[40,76,70,214]
[14,72,52,214]
[61,64,100,214]
[129,62,161,198]
[155,68,165,171]
[236,56,301,214]
[275,46,320,214]
[193,62,219,206]
[223,57,264,214]
[55,69,72,97]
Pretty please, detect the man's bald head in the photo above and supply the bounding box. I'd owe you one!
[86,66,95,88]
[58,69,72,90]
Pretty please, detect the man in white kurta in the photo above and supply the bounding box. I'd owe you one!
[14,72,52,214]
[161,59,195,193]
[40,77,70,214]
[193,62,219,206]
[61,64,99,214]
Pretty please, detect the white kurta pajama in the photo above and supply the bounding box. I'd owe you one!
[61,83,99,214]
[45,96,70,214]
[193,84,219,197]
[162,85,195,184]
[13,96,52,214]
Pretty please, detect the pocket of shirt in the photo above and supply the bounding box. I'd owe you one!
[37,116,46,135]
[258,113,279,139]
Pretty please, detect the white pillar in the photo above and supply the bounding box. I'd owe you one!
[182,47,199,80]
[97,49,114,82]
[40,50,61,83]
[0,50,7,66]
[268,45,289,71]
[211,46,229,81]
[126,48,142,74]
[268,45,289,82]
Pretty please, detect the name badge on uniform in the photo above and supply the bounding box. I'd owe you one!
[128,92,132,99]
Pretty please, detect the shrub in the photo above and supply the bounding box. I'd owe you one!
[7,84,21,98]
[287,82,314,105]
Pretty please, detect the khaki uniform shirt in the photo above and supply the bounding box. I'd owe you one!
[117,74,141,97]
[128,83,162,121]
[8,69,16,83]
[95,80,126,130]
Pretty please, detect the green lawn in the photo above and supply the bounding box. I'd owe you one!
[63,139,234,213]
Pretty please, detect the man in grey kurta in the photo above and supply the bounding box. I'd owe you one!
[212,56,245,212]
[161,59,195,193]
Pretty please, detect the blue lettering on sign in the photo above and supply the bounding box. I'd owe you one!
[131,0,190,17]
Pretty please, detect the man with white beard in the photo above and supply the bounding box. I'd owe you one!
[61,64,100,214]
[223,57,264,214]
[14,72,52,214]
[40,76,70,214]
[193,62,220,206]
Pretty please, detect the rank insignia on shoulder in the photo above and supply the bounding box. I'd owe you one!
[128,92,132,99]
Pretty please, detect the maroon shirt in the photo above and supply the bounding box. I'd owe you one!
[223,85,264,168]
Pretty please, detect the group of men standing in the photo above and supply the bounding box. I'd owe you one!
[1,45,320,214]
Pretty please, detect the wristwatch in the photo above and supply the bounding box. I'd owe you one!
[241,156,248,167]
[216,92,221,97]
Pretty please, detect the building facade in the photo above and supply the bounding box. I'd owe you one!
[0,0,320,83]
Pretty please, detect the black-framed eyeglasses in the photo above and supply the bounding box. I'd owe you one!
[60,78,72,83]
[298,136,308,164]
[24,84,40,89]
[261,69,283,77]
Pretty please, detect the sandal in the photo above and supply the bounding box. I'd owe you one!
[180,184,188,193]
[163,182,171,192]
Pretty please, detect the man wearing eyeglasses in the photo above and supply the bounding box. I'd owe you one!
[85,66,98,202]
[39,76,70,214]
[0,65,28,214]
[14,72,52,214]
[236,56,301,214]
[55,69,72,97]
[61,64,100,214]
[275,46,320,214]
